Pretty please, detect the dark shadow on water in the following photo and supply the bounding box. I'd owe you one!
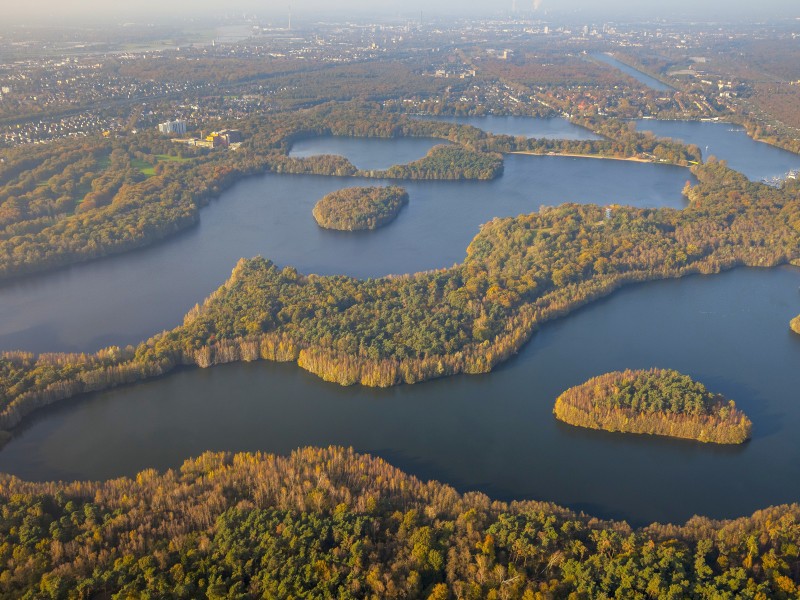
[700,373,782,441]
[552,419,749,457]
[4,365,197,445]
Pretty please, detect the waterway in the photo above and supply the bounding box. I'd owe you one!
[2,267,798,526]
[635,119,800,182]
[592,53,674,92]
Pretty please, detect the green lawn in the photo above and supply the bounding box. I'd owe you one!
[133,154,192,177]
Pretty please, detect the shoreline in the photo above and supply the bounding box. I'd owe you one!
[510,151,662,164]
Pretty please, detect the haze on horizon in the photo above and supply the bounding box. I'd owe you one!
[5,0,800,23]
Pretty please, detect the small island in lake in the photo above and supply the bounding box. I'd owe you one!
[791,314,800,335]
[554,368,752,444]
[312,186,409,231]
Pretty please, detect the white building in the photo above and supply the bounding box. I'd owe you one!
[158,120,187,135]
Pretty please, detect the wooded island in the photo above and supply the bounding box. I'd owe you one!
[554,368,752,444]
[0,104,699,281]
[1,160,798,436]
[313,186,408,230]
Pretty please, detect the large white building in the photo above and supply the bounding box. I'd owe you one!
[158,120,187,135]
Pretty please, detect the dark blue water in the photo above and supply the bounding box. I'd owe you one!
[592,53,674,92]
[635,119,800,182]
[2,267,797,526]
[0,148,691,354]
[289,136,445,171]
[1,124,798,525]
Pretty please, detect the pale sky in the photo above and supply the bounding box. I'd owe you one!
[5,0,800,21]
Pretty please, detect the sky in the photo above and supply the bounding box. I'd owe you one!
[4,0,800,22]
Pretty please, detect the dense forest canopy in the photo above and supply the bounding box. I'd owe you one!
[313,186,409,231]
[383,145,503,181]
[0,446,799,599]
[553,368,752,444]
[4,24,800,599]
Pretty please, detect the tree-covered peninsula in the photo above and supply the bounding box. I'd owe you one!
[554,368,752,444]
[1,446,799,598]
[313,186,409,230]
[791,314,800,335]
[1,159,798,437]
[382,145,503,180]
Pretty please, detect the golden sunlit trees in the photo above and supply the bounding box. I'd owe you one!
[553,368,753,444]
[0,446,798,598]
[313,186,409,231]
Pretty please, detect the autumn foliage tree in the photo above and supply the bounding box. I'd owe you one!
[553,368,753,444]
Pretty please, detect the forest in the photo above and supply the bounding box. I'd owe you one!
[1,158,799,437]
[0,446,799,599]
[382,146,503,180]
[0,103,702,281]
[553,368,752,444]
[313,186,409,231]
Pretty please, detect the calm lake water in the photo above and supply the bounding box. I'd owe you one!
[289,136,446,171]
[0,148,691,353]
[592,53,674,92]
[2,118,798,525]
[635,119,800,182]
[2,267,798,526]
[412,115,603,140]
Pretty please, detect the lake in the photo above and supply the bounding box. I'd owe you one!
[635,119,800,182]
[1,117,797,526]
[0,143,691,354]
[289,136,448,171]
[2,266,798,526]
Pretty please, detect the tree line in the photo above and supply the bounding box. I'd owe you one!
[0,446,798,598]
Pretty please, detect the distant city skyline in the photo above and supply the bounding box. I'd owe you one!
[5,0,800,22]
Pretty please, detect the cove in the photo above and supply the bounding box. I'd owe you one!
[289,136,446,171]
[2,266,798,526]
[0,148,691,354]
[635,119,800,182]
